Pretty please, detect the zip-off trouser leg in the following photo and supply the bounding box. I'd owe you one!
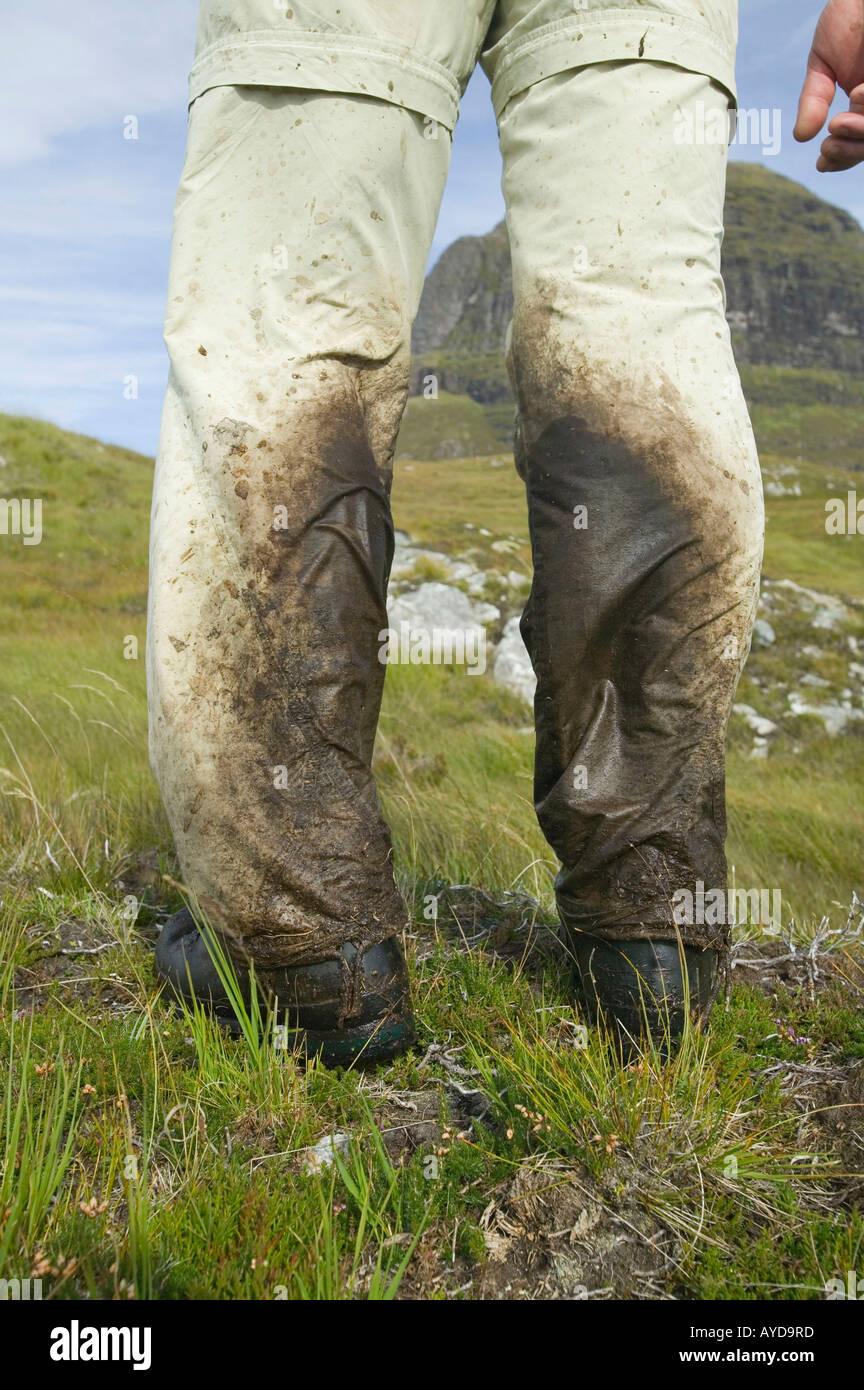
[148,87,451,978]
[148,0,762,974]
[499,62,763,952]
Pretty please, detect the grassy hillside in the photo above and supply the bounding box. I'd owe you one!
[398,391,513,460]
[0,413,862,1301]
[398,365,864,467]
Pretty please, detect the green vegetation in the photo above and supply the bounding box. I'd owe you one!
[398,367,864,471]
[398,390,512,459]
[722,162,864,284]
[0,412,861,1300]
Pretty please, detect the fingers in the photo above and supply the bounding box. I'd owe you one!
[817,133,864,170]
[820,93,864,169]
[827,110,864,137]
[794,55,838,141]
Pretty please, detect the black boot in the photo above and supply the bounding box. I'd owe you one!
[154,908,415,1066]
[571,934,720,1054]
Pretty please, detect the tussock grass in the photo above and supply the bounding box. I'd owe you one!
[0,413,861,1299]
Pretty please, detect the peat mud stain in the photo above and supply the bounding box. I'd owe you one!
[508,314,762,949]
[156,387,409,975]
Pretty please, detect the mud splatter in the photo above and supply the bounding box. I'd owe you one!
[149,377,410,976]
[506,301,763,950]
[479,1160,679,1300]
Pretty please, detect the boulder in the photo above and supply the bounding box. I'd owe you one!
[493,616,536,705]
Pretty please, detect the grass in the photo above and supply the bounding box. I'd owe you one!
[397,391,512,460]
[397,373,864,474]
[0,411,862,1300]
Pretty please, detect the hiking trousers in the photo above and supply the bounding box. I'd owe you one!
[147,0,764,981]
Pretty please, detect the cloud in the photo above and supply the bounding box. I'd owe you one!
[0,0,197,166]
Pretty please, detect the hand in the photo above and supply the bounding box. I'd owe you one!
[794,0,864,170]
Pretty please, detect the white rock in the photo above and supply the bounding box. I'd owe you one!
[390,531,492,600]
[493,616,536,705]
[751,618,776,647]
[388,583,499,637]
[391,543,479,585]
[769,579,849,631]
[464,571,492,598]
[813,612,848,633]
[733,703,779,738]
[301,1132,350,1174]
[786,691,864,736]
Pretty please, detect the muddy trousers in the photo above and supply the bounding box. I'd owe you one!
[148,62,763,982]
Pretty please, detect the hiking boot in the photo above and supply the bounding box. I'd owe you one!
[570,934,720,1054]
[154,908,415,1066]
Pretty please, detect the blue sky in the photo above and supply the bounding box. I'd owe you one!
[1,0,861,456]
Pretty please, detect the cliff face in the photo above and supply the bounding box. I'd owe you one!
[410,162,864,403]
[722,164,864,369]
[411,220,512,358]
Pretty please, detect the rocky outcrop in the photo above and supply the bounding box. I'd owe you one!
[412,220,512,359]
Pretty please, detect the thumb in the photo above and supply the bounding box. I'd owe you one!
[794,54,838,140]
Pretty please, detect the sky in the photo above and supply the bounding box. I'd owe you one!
[1,0,861,456]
